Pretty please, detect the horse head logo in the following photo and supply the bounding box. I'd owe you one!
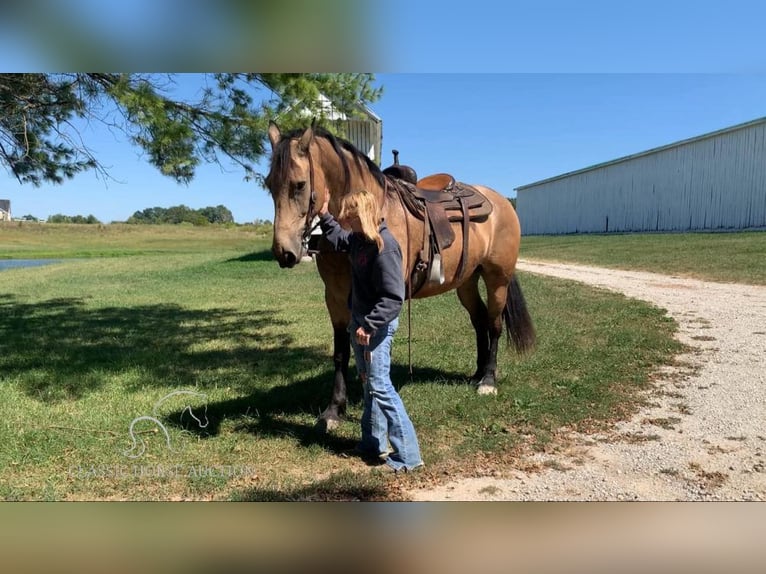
[123,390,209,459]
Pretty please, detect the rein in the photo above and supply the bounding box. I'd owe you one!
[387,177,415,379]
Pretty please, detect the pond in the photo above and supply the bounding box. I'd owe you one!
[0,259,62,271]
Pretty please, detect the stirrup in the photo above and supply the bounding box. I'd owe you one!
[428,253,445,285]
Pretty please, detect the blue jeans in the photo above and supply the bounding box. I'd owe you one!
[350,317,423,471]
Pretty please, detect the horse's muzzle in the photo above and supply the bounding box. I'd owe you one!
[273,247,298,268]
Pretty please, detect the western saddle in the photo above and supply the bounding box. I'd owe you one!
[383,150,493,294]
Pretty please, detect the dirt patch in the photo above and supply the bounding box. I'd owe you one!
[408,260,766,501]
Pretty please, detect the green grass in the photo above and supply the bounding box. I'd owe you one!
[520,230,766,285]
[0,224,684,500]
[0,221,269,259]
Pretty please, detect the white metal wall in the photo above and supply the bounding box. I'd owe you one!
[343,117,382,165]
[318,93,382,165]
[516,119,766,234]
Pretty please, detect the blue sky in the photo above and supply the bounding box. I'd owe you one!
[2,1,766,222]
[378,1,766,73]
[4,73,766,223]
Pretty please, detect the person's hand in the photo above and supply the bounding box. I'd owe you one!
[355,326,371,346]
[319,189,330,215]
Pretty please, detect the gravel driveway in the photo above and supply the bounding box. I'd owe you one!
[409,259,766,501]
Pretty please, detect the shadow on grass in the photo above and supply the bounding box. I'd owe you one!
[165,371,360,456]
[161,361,471,460]
[0,294,325,403]
[0,292,472,457]
[225,249,274,263]
[230,470,391,501]
[391,363,471,387]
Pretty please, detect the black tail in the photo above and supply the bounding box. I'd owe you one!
[502,275,536,354]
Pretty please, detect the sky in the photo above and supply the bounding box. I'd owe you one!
[2,0,766,223]
[4,73,766,224]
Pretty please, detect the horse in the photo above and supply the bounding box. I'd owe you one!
[265,121,535,431]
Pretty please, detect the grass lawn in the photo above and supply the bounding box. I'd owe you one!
[1,223,683,500]
[520,230,766,285]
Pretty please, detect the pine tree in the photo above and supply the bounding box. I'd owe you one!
[0,73,381,186]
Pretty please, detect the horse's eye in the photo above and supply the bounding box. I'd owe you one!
[295,181,306,192]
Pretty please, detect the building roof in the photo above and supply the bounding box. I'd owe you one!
[515,115,766,191]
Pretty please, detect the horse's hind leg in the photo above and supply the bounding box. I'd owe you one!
[475,271,513,395]
[457,269,509,395]
[456,271,490,384]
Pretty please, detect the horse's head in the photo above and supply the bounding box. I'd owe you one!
[265,121,384,267]
[265,121,326,268]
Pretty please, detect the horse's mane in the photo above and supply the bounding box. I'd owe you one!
[266,125,386,195]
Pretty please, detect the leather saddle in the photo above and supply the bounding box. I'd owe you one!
[382,151,493,292]
[382,149,417,184]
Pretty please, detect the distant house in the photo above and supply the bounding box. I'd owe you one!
[0,199,10,221]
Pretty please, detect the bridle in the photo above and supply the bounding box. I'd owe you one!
[300,146,321,252]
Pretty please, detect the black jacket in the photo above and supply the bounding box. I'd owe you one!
[319,212,405,334]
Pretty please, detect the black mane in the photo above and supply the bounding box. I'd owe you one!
[266,125,386,195]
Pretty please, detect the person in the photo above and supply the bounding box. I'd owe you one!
[318,188,424,472]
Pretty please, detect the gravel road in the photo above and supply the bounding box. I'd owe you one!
[409,260,766,501]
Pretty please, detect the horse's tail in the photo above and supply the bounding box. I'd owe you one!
[502,274,536,354]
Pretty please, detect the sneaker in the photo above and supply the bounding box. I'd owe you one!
[356,443,391,461]
[380,461,425,474]
[340,445,389,464]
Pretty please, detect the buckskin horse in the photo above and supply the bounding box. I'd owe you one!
[265,121,535,431]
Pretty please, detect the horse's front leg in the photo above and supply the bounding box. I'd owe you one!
[316,320,351,431]
[315,251,352,432]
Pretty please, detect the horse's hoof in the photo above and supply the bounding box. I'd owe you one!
[476,384,497,395]
[314,417,341,433]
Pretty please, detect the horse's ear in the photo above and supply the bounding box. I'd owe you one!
[268,121,281,150]
[298,123,314,155]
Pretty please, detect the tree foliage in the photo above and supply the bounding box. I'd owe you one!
[127,204,234,226]
[47,213,101,224]
[0,73,381,187]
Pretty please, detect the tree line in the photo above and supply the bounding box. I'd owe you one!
[127,204,234,225]
[17,204,245,225]
[46,214,101,224]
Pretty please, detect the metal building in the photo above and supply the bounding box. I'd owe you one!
[0,199,10,221]
[302,98,382,260]
[336,103,382,165]
[315,93,382,164]
[515,116,766,235]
